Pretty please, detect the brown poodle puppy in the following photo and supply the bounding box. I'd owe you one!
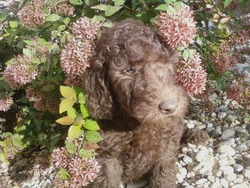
[83,19,208,188]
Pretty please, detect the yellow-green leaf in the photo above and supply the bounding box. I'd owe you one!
[73,116,84,125]
[9,21,18,28]
[86,131,103,143]
[0,153,9,164]
[45,14,61,22]
[60,86,76,99]
[79,148,96,158]
[78,92,86,104]
[68,124,83,142]
[67,107,77,119]
[84,119,100,131]
[56,116,74,125]
[59,98,75,114]
[80,104,90,118]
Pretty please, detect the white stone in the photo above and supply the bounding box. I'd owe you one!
[231,183,250,188]
[195,147,209,162]
[227,156,235,165]
[218,144,236,156]
[220,165,234,174]
[224,173,237,181]
[211,178,222,188]
[218,112,227,120]
[219,157,229,167]
[236,143,248,152]
[193,161,213,174]
[242,166,250,178]
[187,120,196,128]
[183,155,193,164]
[220,178,229,188]
[221,129,235,140]
[233,177,244,184]
[234,164,243,172]
[176,167,187,183]
[216,170,223,177]
[208,174,215,182]
[195,178,207,185]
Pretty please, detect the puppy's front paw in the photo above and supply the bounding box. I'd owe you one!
[181,128,209,145]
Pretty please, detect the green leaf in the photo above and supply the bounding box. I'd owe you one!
[23,40,33,45]
[58,25,66,31]
[67,107,77,119]
[80,104,90,118]
[105,5,123,17]
[224,0,233,8]
[113,0,125,6]
[64,17,71,25]
[78,92,86,104]
[73,116,84,125]
[0,153,9,164]
[79,148,96,158]
[12,135,23,147]
[92,15,105,23]
[102,21,114,27]
[60,86,76,98]
[0,141,7,147]
[59,98,76,114]
[38,38,47,45]
[86,131,103,143]
[155,4,168,11]
[92,5,123,17]
[23,48,33,57]
[68,124,83,142]
[65,140,76,154]
[45,14,61,22]
[9,21,18,28]
[84,119,100,131]
[58,168,70,180]
[56,116,74,125]
[69,0,83,5]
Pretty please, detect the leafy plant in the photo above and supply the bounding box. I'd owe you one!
[56,86,102,157]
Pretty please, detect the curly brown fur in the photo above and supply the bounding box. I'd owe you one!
[83,19,207,188]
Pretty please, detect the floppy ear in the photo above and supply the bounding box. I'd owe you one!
[83,53,113,120]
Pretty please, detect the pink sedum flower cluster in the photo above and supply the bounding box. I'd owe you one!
[72,17,101,40]
[51,147,69,169]
[213,42,237,73]
[176,51,207,96]
[3,55,38,89]
[53,1,75,17]
[68,156,101,187]
[17,0,47,29]
[51,147,101,187]
[17,0,75,29]
[0,94,13,112]
[155,4,197,48]
[60,36,93,78]
[60,17,101,82]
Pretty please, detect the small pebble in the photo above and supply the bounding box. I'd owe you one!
[221,128,235,140]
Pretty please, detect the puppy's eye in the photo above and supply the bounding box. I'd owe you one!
[125,66,136,74]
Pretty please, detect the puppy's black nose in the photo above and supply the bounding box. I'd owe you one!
[159,100,177,114]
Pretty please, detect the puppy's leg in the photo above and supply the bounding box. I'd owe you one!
[149,154,177,188]
[181,127,209,145]
[90,158,123,188]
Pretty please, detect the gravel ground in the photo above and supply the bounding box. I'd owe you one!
[0,82,249,188]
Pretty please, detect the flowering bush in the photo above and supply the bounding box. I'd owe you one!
[0,0,249,187]
[155,3,197,48]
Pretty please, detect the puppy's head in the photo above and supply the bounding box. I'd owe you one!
[83,19,188,123]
